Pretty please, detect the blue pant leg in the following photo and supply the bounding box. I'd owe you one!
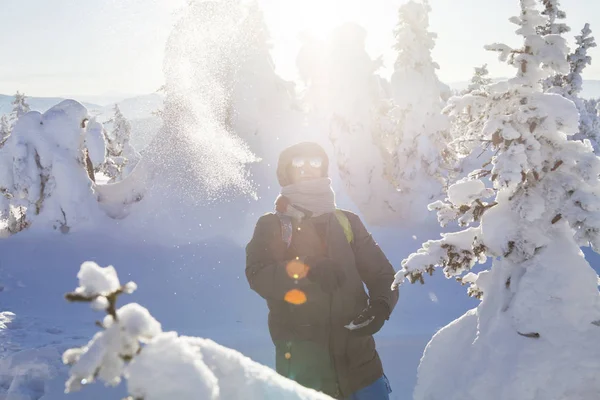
[345,375,392,400]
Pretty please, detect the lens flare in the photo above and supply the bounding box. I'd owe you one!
[283,289,306,305]
[286,260,309,279]
[284,289,307,305]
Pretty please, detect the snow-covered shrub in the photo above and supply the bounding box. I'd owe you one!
[393,2,600,399]
[9,100,101,232]
[63,261,331,400]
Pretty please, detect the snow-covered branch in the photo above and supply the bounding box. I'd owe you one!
[395,227,486,287]
[63,262,331,400]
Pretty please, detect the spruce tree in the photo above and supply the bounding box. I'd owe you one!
[101,104,139,182]
[9,91,30,127]
[401,2,600,398]
[107,104,131,158]
[463,64,492,94]
[564,23,596,97]
[537,0,569,35]
[548,23,598,149]
[384,0,450,221]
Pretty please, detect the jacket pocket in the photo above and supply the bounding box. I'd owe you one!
[346,334,377,369]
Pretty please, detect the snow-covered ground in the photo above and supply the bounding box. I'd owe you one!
[0,209,484,399]
[1,92,597,398]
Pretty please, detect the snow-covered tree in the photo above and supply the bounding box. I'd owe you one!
[444,64,495,182]
[0,115,10,146]
[565,24,598,150]
[63,261,331,400]
[0,141,14,231]
[9,91,31,128]
[0,125,25,236]
[296,23,406,225]
[100,105,139,182]
[382,0,451,221]
[462,64,492,94]
[297,2,449,226]
[10,100,102,232]
[395,2,600,399]
[539,0,570,91]
[230,0,296,157]
[106,105,130,159]
[565,23,596,96]
[536,0,569,35]
[545,23,599,149]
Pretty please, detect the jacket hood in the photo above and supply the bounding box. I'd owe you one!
[276,142,329,187]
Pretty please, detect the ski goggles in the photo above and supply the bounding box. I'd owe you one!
[291,156,323,169]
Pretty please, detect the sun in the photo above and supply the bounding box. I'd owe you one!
[284,0,344,40]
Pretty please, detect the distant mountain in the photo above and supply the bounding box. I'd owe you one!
[93,93,164,150]
[0,94,102,116]
[58,92,141,106]
[448,79,600,99]
[95,93,164,120]
[0,92,164,150]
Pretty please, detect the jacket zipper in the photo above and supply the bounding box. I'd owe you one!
[326,216,342,399]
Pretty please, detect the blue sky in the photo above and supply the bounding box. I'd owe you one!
[0,0,598,97]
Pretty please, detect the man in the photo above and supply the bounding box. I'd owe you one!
[246,142,398,399]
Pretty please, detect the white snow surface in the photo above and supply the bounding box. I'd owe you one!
[414,225,600,400]
[127,333,333,400]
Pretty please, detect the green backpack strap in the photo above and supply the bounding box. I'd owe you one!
[334,209,353,244]
[277,210,353,248]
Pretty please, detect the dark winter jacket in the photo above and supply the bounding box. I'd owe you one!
[245,209,398,398]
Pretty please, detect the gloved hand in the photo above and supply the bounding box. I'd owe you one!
[346,300,390,336]
[304,256,346,293]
